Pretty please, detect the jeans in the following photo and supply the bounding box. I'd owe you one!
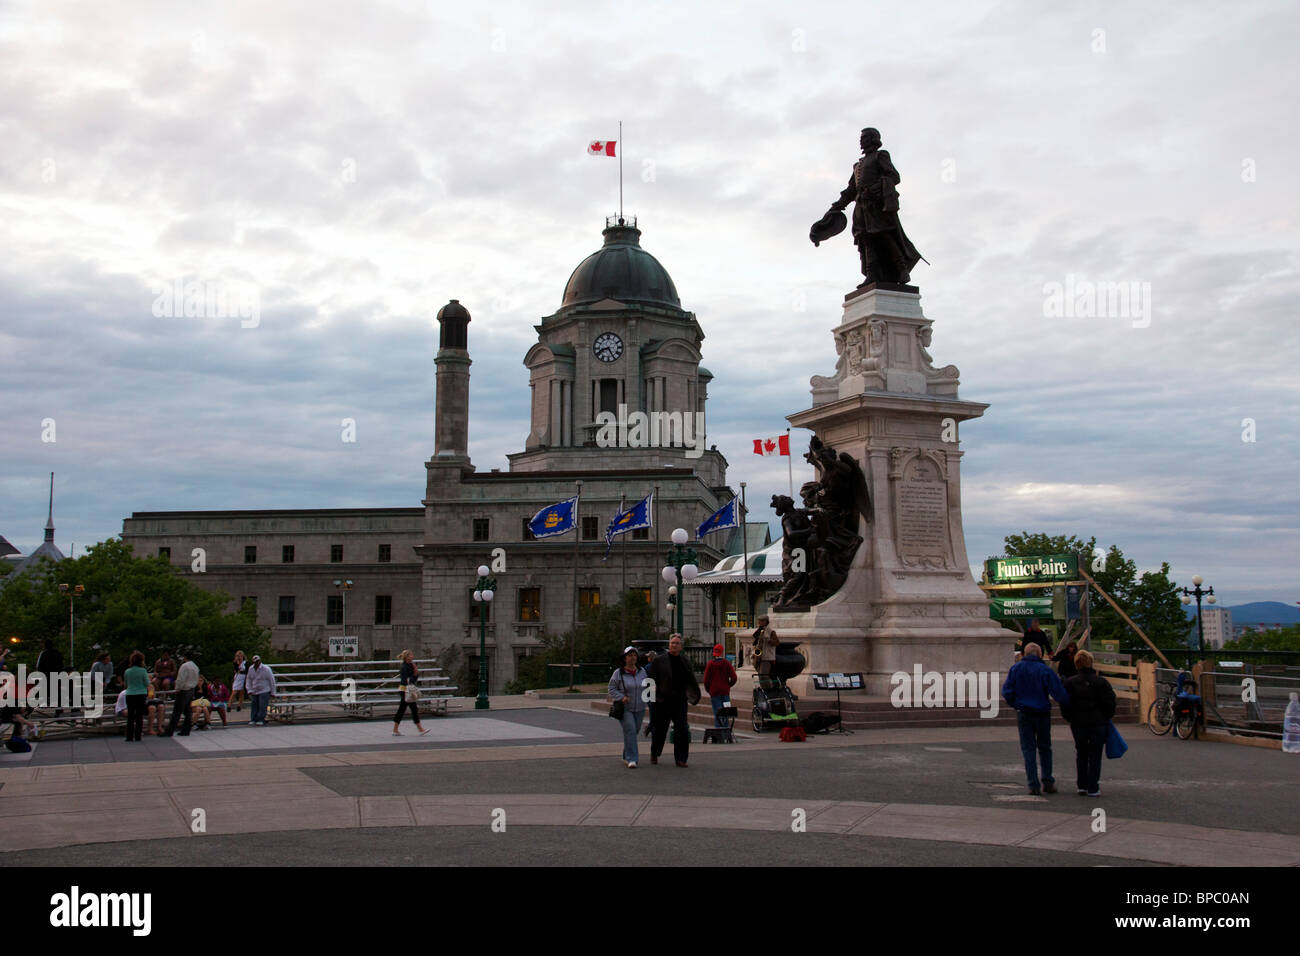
[250,692,271,724]
[167,689,194,735]
[710,694,731,728]
[650,697,690,764]
[620,709,643,763]
[1016,710,1054,788]
[1070,722,1107,793]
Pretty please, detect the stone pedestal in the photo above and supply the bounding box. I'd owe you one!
[778,284,1006,697]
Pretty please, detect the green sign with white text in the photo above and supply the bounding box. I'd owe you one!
[984,554,1078,584]
[989,596,1055,621]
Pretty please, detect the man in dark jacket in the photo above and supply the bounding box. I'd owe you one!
[702,644,738,728]
[646,634,701,767]
[1018,619,1049,658]
[1002,643,1070,795]
[1060,649,1117,797]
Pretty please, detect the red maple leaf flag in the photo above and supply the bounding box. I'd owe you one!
[752,435,791,456]
[587,140,617,157]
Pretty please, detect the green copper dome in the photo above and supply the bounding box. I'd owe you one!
[561,220,681,310]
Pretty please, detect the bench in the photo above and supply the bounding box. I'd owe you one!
[263,660,459,723]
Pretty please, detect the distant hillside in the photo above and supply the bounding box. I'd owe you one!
[1184,601,1300,625]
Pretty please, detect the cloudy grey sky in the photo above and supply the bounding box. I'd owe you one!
[1,0,1296,604]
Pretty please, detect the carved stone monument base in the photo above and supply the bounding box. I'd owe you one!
[778,287,1007,697]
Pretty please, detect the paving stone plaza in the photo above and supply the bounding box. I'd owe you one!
[3,698,1295,870]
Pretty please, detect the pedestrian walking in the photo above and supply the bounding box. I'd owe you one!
[166,653,200,736]
[702,643,737,727]
[646,634,700,767]
[392,650,429,736]
[245,655,276,726]
[1061,649,1117,797]
[1052,640,1080,680]
[1017,619,1049,657]
[123,651,150,743]
[643,650,658,738]
[608,646,648,768]
[231,650,248,712]
[1001,642,1070,795]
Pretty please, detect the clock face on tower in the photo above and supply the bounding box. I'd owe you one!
[593,332,624,363]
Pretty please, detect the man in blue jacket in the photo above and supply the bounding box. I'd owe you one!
[1002,643,1070,795]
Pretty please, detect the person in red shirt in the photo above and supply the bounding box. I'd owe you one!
[702,644,738,728]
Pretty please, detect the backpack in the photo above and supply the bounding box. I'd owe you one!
[800,711,841,734]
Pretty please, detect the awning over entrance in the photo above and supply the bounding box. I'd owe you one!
[690,537,785,584]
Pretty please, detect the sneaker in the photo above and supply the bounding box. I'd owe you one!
[627,761,637,769]
[1077,788,1087,795]
[650,755,658,764]
[1043,781,1057,794]
[1029,785,1041,795]
[1087,789,1101,797]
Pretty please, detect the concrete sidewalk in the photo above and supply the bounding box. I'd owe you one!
[3,702,1296,866]
[2,747,1297,865]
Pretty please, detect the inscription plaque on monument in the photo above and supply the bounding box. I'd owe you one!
[894,456,950,568]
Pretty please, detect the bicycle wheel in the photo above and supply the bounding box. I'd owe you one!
[1147,698,1174,736]
[751,707,764,733]
[1173,709,1198,739]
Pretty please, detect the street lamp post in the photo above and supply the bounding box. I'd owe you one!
[1180,575,1216,665]
[57,583,84,666]
[660,528,699,637]
[472,565,496,710]
[332,579,353,656]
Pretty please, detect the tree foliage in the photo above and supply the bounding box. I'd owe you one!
[1223,624,1300,652]
[999,532,1191,649]
[504,592,658,693]
[0,538,270,677]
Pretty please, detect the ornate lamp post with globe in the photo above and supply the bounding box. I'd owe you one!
[660,528,699,637]
[472,565,496,710]
[1180,575,1216,663]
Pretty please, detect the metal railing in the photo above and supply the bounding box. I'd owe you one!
[1191,666,1299,740]
[266,659,458,722]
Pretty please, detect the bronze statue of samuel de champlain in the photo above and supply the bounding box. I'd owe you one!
[810,127,926,288]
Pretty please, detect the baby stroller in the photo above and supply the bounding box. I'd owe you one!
[751,642,805,733]
[1172,671,1202,740]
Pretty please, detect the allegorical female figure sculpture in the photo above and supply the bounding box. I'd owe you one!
[810,127,925,287]
[771,436,872,609]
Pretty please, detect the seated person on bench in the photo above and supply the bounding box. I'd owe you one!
[205,678,230,726]
[191,678,213,729]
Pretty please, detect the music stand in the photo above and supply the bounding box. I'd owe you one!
[810,673,860,734]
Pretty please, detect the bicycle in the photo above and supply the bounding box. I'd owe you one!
[1147,677,1179,736]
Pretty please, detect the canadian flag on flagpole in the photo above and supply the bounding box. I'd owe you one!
[752,435,791,456]
[587,141,617,157]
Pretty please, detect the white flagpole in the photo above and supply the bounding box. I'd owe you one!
[740,483,751,630]
[618,120,623,222]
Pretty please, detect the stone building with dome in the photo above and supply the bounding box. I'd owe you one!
[121,218,747,692]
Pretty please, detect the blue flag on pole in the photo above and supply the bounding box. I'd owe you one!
[529,495,579,539]
[604,492,653,560]
[697,497,739,539]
